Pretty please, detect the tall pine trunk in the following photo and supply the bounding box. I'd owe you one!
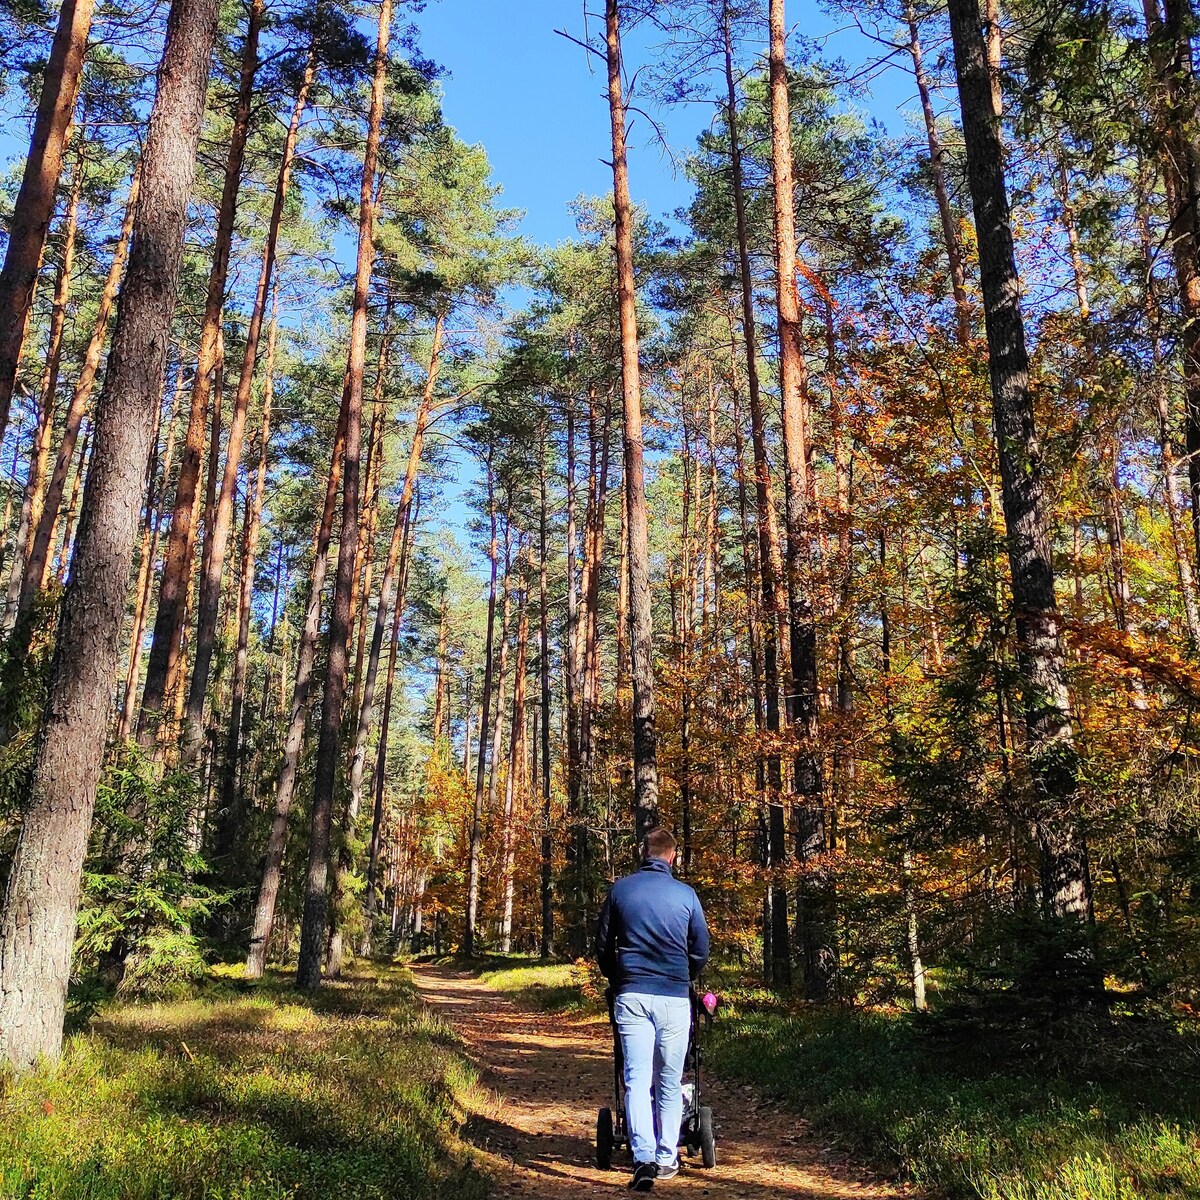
[137,3,261,744]
[768,0,834,998]
[0,0,96,445]
[295,0,390,989]
[181,0,300,765]
[464,447,499,956]
[947,0,1093,930]
[244,398,347,978]
[0,0,220,1068]
[723,4,791,986]
[16,165,140,636]
[605,0,658,840]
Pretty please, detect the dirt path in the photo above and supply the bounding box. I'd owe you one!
[414,964,908,1200]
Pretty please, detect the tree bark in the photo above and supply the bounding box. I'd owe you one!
[244,397,347,978]
[363,488,417,951]
[904,0,971,346]
[538,438,554,958]
[16,164,141,633]
[212,305,277,866]
[2,156,82,632]
[117,359,184,742]
[464,446,499,957]
[769,0,833,997]
[605,0,659,841]
[0,0,220,1069]
[0,0,96,446]
[137,0,262,744]
[295,0,390,990]
[500,551,528,953]
[347,311,444,813]
[180,0,298,765]
[947,0,1093,927]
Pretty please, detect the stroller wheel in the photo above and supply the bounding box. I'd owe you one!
[699,1106,716,1169]
[596,1107,614,1170]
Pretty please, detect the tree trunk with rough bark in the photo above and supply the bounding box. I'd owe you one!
[947,0,1093,929]
[0,0,220,1069]
[0,0,96,446]
[180,0,299,765]
[500,559,528,954]
[768,0,834,998]
[538,441,554,958]
[465,447,499,957]
[212,306,277,867]
[16,165,141,636]
[137,3,261,745]
[605,0,658,841]
[244,398,346,978]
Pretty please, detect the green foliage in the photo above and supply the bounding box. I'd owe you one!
[707,990,1200,1200]
[72,746,229,1003]
[474,955,599,1015]
[0,964,489,1200]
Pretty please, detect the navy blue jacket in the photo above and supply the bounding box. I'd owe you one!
[595,858,710,998]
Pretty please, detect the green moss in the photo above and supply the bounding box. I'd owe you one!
[0,965,489,1200]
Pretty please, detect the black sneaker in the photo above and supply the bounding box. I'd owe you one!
[628,1161,658,1191]
[656,1161,680,1180]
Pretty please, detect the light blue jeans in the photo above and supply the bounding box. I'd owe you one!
[613,991,690,1168]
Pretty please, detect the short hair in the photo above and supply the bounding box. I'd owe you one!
[642,827,677,860]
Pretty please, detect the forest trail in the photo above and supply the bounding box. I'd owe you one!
[414,963,909,1200]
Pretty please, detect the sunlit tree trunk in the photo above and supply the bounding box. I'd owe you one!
[500,553,528,953]
[904,0,970,346]
[465,446,499,957]
[538,437,554,957]
[137,4,261,745]
[948,0,1093,929]
[605,0,658,840]
[295,0,391,990]
[0,0,220,1068]
[769,0,833,996]
[212,307,277,865]
[181,0,300,764]
[0,0,96,446]
[244,399,346,978]
[117,360,184,742]
[16,165,140,634]
[2,159,82,631]
[348,311,443,812]
[363,491,417,953]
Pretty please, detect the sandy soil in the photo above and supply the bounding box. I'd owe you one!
[414,963,911,1200]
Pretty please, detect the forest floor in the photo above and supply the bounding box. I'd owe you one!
[0,964,489,1200]
[413,961,907,1200]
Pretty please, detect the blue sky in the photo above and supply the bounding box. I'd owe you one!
[410,0,927,554]
[414,0,922,249]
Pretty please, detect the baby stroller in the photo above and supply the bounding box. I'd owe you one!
[595,986,718,1171]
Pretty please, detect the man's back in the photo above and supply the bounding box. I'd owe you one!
[596,857,709,998]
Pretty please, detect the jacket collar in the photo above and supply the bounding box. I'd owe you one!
[640,857,674,876]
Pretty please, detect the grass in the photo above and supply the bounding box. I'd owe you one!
[468,954,601,1015]
[463,956,1200,1200]
[0,963,490,1200]
[709,990,1200,1200]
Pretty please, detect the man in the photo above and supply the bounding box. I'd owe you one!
[596,827,710,1191]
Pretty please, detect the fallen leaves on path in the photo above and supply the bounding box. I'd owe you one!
[415,964,911,1200]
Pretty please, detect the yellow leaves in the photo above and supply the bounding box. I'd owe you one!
[1065,618,1200,706]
